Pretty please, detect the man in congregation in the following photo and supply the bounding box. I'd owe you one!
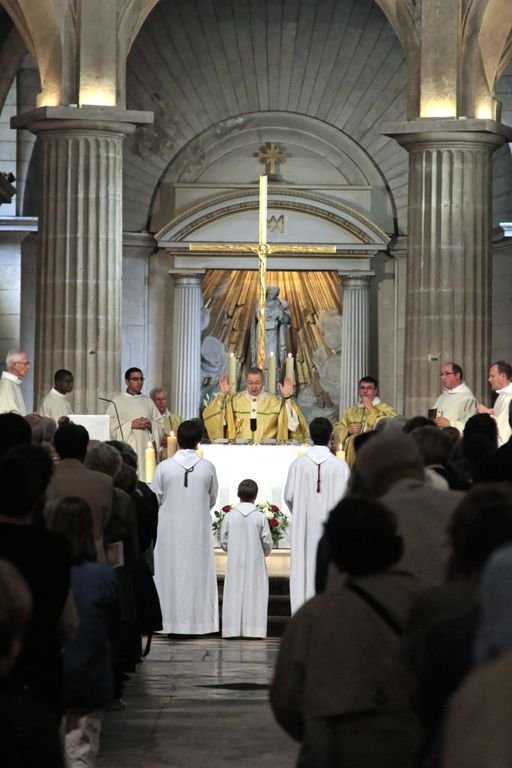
[477,361,512,445]
[107,367,163,480]
[333,376,396,467]
[38,369,74,421]
[284,417,350,614]
[431,362,477,432]
[0,349,30,415]
[203,366,308,442]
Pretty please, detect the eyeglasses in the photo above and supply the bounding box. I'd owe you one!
[440,371,456,377]
[15,361,30,367]
[129,376,145,381]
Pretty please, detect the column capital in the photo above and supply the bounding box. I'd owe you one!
[382,118,512,151]
[11,106,153,137]
[338,272,375,286]
[169,270,206,287]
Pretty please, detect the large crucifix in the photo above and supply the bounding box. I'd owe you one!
[189,175,336,370]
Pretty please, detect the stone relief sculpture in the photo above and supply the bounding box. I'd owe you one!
[298,309,342,423]
[250,286,290,369]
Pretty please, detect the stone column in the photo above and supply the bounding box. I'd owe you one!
[169,272,204,420]
[10,106,152,413]
[338,273,373,415]
[384,119,512,414]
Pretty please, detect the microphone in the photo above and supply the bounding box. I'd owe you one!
[98,396,124,441]
[250,418,257,433]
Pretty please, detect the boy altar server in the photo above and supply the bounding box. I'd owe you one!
[220,479,273,638]
[151,419,219,635]
[285,417,350,614]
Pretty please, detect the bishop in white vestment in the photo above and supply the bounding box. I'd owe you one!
[285,418,350,614]
[151,420,219,635]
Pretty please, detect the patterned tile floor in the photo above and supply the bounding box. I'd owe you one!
[97,636,297,767]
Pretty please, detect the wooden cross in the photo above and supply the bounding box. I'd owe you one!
[189,175,336,370]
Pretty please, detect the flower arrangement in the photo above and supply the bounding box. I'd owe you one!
[212,501,289,546]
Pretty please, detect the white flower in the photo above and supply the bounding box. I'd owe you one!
[265,510,274,520]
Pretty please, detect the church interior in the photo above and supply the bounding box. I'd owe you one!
[1,1,512,765]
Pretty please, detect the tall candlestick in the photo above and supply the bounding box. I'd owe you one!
[228,352,237,388]
[285,353,294,384]
[167,430,178,459]
[145,441,156,483]
[267,351,276,394]
[336,444,345,461]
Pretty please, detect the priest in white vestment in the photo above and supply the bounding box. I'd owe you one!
[151,419,219,634]
[431,362,477,433]
[220,479,273,638]
[0,349,30,415]
[106,367,163,480]
[38,368,74,421]
[285,417,350,614]
[478,361,512,445]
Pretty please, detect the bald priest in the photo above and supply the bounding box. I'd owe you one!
[203,367,308,443]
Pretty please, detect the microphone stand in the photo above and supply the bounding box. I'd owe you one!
[98,396,124,441]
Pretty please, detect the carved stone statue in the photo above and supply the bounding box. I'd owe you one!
[251,286,290,368]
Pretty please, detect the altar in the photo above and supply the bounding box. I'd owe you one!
[202,443,300,514]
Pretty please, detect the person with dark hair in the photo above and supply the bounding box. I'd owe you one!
[402,415,436,434]
[50,497,118,768]
[431,362,477,432]
[202,365,308,442]
[284,417,350,613]
[38,369,74,421]
[0,445,74,716]
[0,558,65,768]
[47,424,113,562]
[219,479,272,638]
[270,496,421,768]
[106,367,162,481]
[333,376,396,467]
[405,485,512,767]
[411,426,454,489]
[477,360,512,445]
[151,419,219,635]
[0,412,31,457]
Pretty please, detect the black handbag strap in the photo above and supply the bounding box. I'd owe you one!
[345,581,403,637]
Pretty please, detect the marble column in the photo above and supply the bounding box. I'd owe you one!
[169,271,204,420]
[10,106,152,413]
[384,119,512,415]
[338,273,373,415]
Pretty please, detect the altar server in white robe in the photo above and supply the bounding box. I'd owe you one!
[107,367,163,480]
[38,368,74,421]
[220,479,273,638]
[151,419,219,635]
[285,417,350,614]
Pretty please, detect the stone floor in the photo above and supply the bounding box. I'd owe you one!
[97,635,298,768]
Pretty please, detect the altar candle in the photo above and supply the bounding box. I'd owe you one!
[285,353,294,384]
[145,441,156,483]
[297,445,308,457]
[196,443,204,458]
[336,444,345,461]
[267,351,276,394]
[228,352,237,388]
[167,430,178,459]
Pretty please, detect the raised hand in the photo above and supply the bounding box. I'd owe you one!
[219,374,232,397]
[279,376,293,399]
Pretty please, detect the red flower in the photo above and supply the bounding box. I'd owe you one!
[270,518,279,527]
[271,505,279,512]
[222,505,231,513]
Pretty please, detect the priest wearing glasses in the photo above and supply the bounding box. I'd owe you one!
[107,367,162,479]
[203,366,308,443]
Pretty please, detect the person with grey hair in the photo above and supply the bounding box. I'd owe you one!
[477,360,512,445]
[0,349,30,415]
[355,430,464,585]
